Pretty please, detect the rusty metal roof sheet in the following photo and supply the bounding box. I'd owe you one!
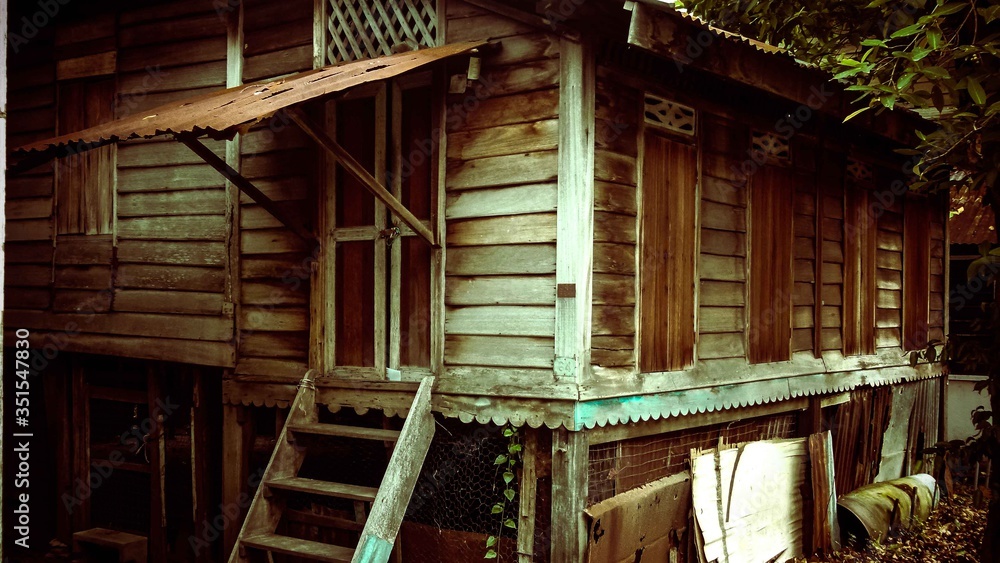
[12,41,483,156]
[951,184,997,244]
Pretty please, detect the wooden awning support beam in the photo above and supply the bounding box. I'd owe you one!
[177,135,317,244]
[285,107,438,248]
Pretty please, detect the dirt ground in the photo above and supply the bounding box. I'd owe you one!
[798,485,988,563]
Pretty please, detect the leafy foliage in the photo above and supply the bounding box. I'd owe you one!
[485,424,522,560]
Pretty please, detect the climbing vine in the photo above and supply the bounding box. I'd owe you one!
[485,423,521,559]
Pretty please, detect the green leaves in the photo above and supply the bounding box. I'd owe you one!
[843,106,871,122]
[485,424,522,559]
[897,72,917,91]
[921,66,952,80]
[967,76,987,105]
[891,23,924,38]
[930,2,967,17]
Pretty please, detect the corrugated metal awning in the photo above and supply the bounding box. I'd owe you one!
[11,41,483,157]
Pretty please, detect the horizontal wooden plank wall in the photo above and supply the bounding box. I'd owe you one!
[875,168,905,351]
[821,156,846,353]
[591,75,639,371]
[6,55,56,314]
[236,0,316,378]
[928,201,946,343]
[106,1,233,364]
[697,115,748,363]
[790,138,818,356]
[242,0,313,82]
[443,2,562,372]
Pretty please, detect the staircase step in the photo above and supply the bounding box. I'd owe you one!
[242,533,354,562]
[288,422,400,442]
[267,477,378,502]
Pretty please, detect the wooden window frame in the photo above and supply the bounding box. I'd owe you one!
[322,76,438,379]
[55,76,117,236]
[636,118,699,374]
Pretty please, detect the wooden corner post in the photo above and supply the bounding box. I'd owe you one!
[554,37,596,383]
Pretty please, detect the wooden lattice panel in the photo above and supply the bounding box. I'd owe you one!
[751,130,790,162]
[846,157,873,182]
[326,0,438,64]
[643,94,696,136]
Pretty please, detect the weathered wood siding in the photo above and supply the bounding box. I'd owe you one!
[113,2,233,363]
[928,201,946,343]
[696,114,748,363]
[587,62,947,385]
[820,156,847,353]
[875,170,905,350]
[790,138,818,356]
[443,2,561,371]
[591,76,639,369]
[6,58,56,315]
[236,0,316,377]
[5,2,235,367]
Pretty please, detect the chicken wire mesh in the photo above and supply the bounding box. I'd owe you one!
[401,418,550,563]
[587,413,798,505]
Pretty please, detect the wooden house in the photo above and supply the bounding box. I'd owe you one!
[4,0,949,561]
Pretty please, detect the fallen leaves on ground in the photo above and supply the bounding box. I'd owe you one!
[798,485,986,563]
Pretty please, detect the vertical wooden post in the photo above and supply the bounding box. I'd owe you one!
[42,360,73,543]
[554,38,596,383]
[147,366,167,563]
[430,69,447,374]
[71,357,91,533]
[0,1,6,551]
[518,429,539,563]
[190,369,213,563]
[222,403,254,557]
[374,84,389,377]
[389,81,404,371]
[225,0,244,358]
[550,428,588,563]
[309,0,328,373]
[313,0,328,68]
[939,374,949,445]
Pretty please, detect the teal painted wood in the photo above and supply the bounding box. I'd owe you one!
[354,535,393,563]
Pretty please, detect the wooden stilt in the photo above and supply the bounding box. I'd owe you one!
[550,428,588,563]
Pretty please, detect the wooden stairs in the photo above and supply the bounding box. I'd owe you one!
[228,371,435,563]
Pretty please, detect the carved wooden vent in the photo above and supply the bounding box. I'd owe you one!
[751,130,790,162]
[846,157,873,182]
[644,94,696,135]
[326,0,438,64]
